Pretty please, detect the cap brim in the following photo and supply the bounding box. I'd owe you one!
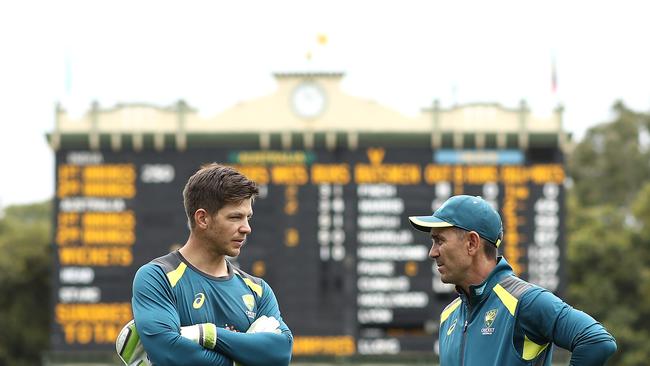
[408,215,454,232]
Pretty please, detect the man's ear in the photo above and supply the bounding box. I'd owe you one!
[466,231,481,256]
[194,209,209,229]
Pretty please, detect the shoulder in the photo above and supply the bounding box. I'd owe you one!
[231,262,267,297]
[440,296,462,324]
[492,275,542,316]
[495,275,537,297]
[150,251,185,273]
[494,276,568,323]
[134,251,186,288]
[231,262,263,284]
[518,285,567,314]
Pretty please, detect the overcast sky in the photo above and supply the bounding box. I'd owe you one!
[1,0,649,207]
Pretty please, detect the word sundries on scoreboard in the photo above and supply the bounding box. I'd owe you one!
[51,147,565,356]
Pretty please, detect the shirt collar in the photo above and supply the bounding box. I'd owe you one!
[457,256,514,305]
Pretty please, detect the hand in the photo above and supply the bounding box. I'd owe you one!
[246,315,281,334]
[235,317,280,366]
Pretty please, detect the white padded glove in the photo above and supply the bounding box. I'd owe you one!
[246,315,281,334]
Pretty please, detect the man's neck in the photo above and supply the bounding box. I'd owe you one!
[179,235,228,277]
[459,258,498,296]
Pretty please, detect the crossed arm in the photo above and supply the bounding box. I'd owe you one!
[130,265,293,366]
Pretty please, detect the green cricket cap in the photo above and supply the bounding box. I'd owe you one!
[408,195,503,247]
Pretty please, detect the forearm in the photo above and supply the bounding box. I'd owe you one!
[215,329,293,366]
[568,324,617,366]
[138,323,232,366]
[569,340,617,365]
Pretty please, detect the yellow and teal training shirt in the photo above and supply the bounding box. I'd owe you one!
[132,250,293,366]
[438,257,616,366]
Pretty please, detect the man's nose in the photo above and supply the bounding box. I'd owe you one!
[429,244,440,259]
[240,221,252,233]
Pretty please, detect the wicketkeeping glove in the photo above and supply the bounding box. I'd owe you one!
[116,319,152,366]
[246,315,281,334]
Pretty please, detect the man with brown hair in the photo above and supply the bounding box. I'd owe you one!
[118,163,293,366]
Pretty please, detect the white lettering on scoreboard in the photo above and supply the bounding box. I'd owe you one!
[357,338,400,355]
[356,184,429,327]
[318,184,346,261]
[528,183,560,291]
[140,164,175,183]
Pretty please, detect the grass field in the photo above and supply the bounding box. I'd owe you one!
[43,348,571,365]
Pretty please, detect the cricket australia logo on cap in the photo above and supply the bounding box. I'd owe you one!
[481,309,497,335]
[242,294,256,319]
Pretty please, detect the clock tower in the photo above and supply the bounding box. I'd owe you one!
[273,71,343,122]
[290,81,327,119]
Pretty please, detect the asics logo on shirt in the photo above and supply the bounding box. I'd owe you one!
[447,318,457,335]
[193,293,206,309]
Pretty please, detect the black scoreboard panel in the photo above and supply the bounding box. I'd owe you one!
[51,147,564,356]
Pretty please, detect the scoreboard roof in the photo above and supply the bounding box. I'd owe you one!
[48,72,568,152]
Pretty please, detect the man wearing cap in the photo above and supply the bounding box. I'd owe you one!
[409,195,616,366]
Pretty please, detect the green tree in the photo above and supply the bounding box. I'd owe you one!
[0,201,52,366]
[566,102,650,365]
[566,194,649,365]
[569,101,650,207]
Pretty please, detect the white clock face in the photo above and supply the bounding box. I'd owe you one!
[291,82,326,119]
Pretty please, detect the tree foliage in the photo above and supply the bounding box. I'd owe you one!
[569,101,650,208]
[0,201,52,366]
[567,102,650,365]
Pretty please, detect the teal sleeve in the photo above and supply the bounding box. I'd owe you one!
[132,264,233,366]
[214,280,293,366]
[518,289,617,365]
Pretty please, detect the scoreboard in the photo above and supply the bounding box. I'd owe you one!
[51,146,564,356]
